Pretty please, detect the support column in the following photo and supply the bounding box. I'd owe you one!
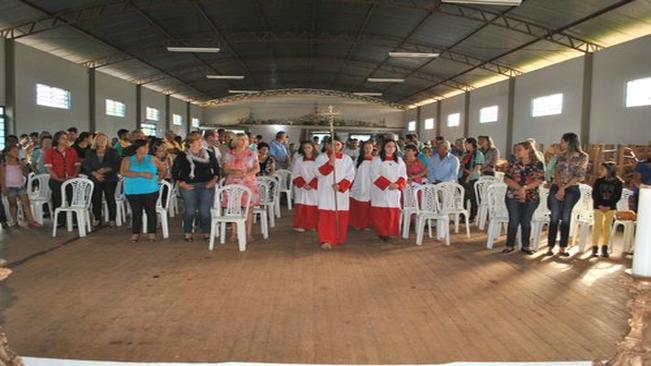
[4,39,16,135]
[135,84,142,129]
[164,94,171,132]
[435,100,442,138]
[88,68,96,132]
[415,106,422,137]
[580,53,594,145]
[463,91,470,138]
[186,101,191,136]
[506,77,516,151]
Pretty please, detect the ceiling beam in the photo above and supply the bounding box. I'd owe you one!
[202,88,406,109]
[401,0,636,103]
[8,0,209,102]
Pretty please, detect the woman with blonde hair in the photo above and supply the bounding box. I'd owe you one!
[222,133,260,241]
[83,132,121,227]
[502,140,545,254]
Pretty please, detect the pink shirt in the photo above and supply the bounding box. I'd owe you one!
[4,164,25,188]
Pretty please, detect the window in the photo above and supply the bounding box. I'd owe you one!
[36,83,71,110]
[141,123,157,137]
[146,107,160,121]
[227,129,246,134]
[479,105,498,123]
[532,93,563,117]
[447,113,460,127]
[424,118,434,130]
[349,134,372,141]
[0,106,5,151]
[191,117,200,128]
[626,77,651,107]
[105,99,126,117]
[172,114,183,126]
[407,120,416,131]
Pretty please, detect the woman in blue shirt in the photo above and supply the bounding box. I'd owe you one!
[120,139,167,243]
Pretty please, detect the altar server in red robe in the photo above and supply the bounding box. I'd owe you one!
[349,140,375,230]
[291,141,319,232]
[370,139,407,241]
[314,137,356,249]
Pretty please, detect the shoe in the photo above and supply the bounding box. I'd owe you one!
[92,220,101,227]
[591,246,599,257]
[28,221,42,229]
[147,234,157,242]
[184,235,194,242]
[293,227,305,233]
[601,245,610,258]
[521,248,535,255]
[130,234,140,243]
[501,247,515,254]
[1,222,9,229]
[544,249,554,256]
[108,221,116,228]
[379,236,389,242]
[559,249,570,257]
[320,243,332,250]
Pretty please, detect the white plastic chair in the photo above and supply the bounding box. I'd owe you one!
[485,182,509,249]
[413,184,450,246]
[257,176,278,227]
[209,184,252,251]
[530,186,551,251]
[609,188,635,253]
[28,173,52,225]
[168,182,180,218]
[275,169,293,211]
[252,180,270,239]
[474,176,500,230]
[436,182,471,238]
[52,178,94,238]
[141,180,173,238]
[495,172,505,182]
[400,183,420,239]
[101,178,127,227]
[572,184,594,252]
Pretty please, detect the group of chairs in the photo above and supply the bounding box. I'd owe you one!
[479,177,635,253]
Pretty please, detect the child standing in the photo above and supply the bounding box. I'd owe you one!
[591,161,623,258]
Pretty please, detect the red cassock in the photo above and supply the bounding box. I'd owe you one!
[315,152,355,245]
[291,156,319,231]
[349,158,373,230]
[369,156,407,238]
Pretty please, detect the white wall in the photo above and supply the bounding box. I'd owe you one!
[169,97,187,137]
[440,93,465,141]
[0,38,5,107]
[468,80,509,154]
[512,57,584,148]
[590,34,651,145]
[95,71,136,138]
[419,102,438,142]
[15,43,89,134]
[141,87,166,137]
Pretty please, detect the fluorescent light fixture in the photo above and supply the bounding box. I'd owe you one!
[368,78,405,83]
[389,52,440,58]
[441,0,522,5]
[167,46,221,53]
[206,75,245,80]
[353,92,383,96]
[228,90,258,94]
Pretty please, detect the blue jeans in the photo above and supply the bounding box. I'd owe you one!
[180,182,214,234]
[505,197,538,249]
[547,185,580,248]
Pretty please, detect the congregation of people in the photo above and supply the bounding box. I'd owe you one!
[1,125,649,257]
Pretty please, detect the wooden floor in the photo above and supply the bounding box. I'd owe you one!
[0,210,631,364]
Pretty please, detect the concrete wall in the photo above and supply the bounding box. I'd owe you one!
[95,71,136,138]
[512,57,584,148]
[590,35,651,145]
[468,80,509,154]
[15,43,90,134]
[440,93,465,141]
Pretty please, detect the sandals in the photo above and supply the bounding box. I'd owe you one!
[147,234,157,242]
[521,248,535,255]
[130,234,140,243]
[501,247,515,254]
[184,235,194,242]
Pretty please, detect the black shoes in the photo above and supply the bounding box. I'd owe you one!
[601,245,610,258]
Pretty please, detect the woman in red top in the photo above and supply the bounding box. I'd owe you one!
[44,131,81,227]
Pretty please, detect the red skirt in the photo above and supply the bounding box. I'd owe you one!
[294,204,318,230]
[349,198,372,229]
[318,210,350,245]
[371,206,401,237]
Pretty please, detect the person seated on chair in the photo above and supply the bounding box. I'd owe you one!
[257,142,276,177]
[172,134,220,242]
[591,161,623,258]
[0,145,41,228]
[501,140,544,255]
